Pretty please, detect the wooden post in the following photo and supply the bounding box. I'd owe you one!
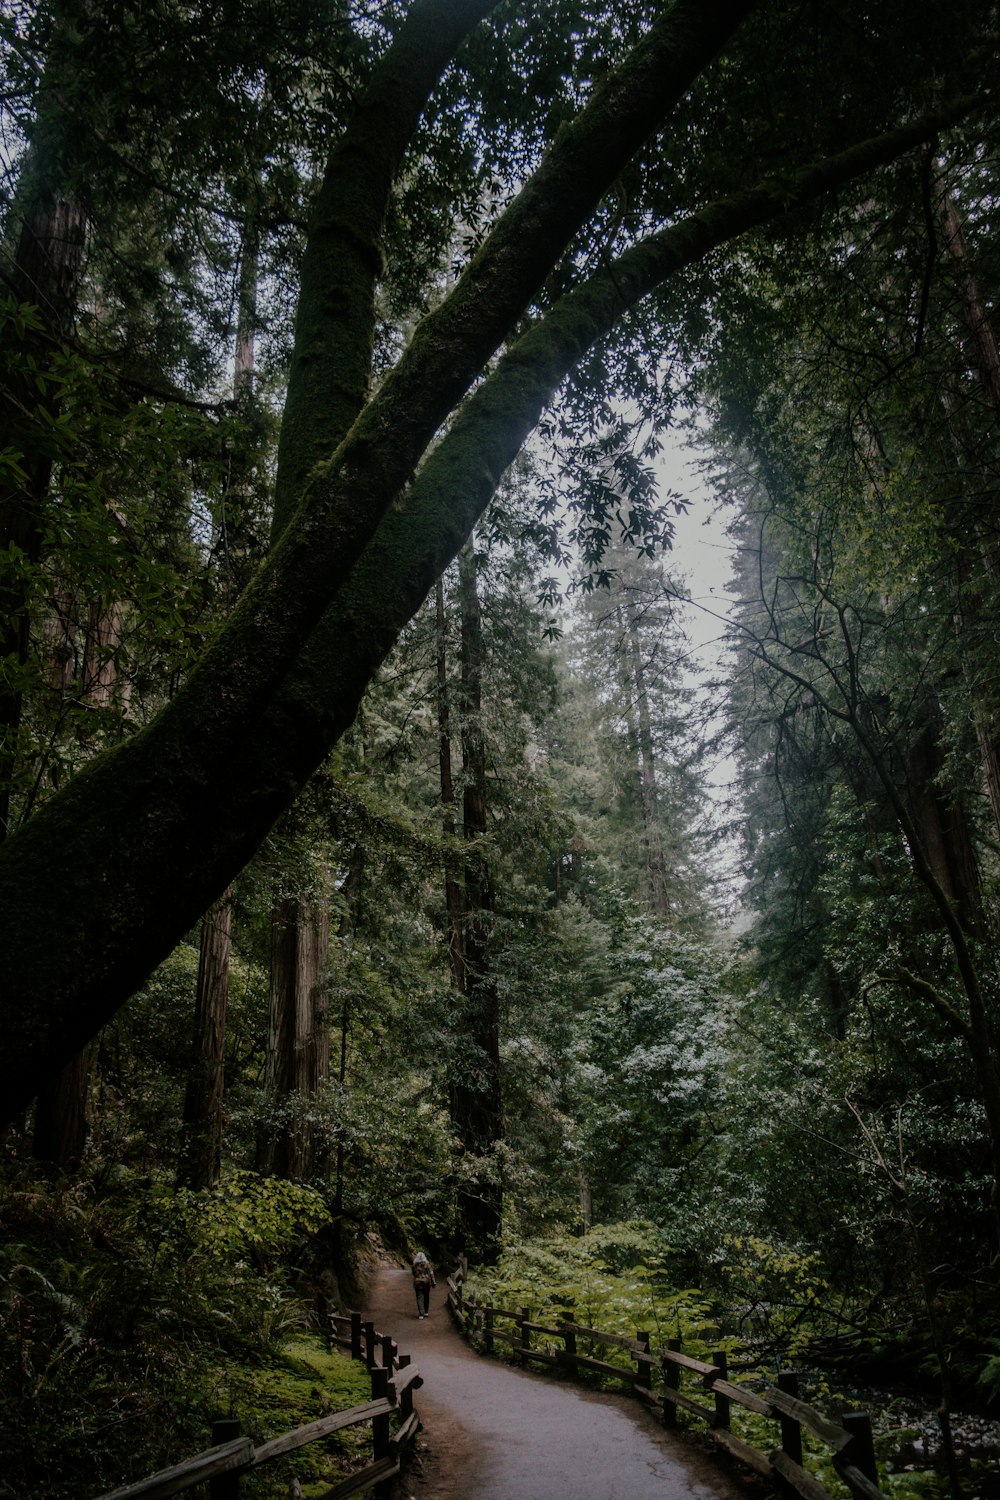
[363,1320,376,1369]
[519,1306,531,1365]
[843,1412,878,1484]
[635,1331,651,1394]
[209,1420,242,1499]
[350,1311,363,1361]
[711,1350,730,1430]
[561,1322,578,1380]
[398,1353,413,1419]
[381,1333,395,1373]
[662,1339,680,1427]
[484,1305,494,1356]
[777,1371,803,1466]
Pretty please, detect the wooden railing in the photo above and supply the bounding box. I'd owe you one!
[95,1312,421,1500]
[446,1271,884,1500]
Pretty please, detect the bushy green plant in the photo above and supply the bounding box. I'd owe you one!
[0,1163,352,1498]
[465,1222,718,1369]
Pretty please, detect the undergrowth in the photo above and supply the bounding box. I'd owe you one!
[463,1222,968,1500]
[0,1161,371,1499]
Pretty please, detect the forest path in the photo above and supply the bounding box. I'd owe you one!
[363,1262,754,1500]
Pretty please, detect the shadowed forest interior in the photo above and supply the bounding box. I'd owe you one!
[2,2,1000,1496]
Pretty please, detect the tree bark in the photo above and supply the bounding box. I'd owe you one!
[176,889,232,1189]
[333,845,363,1220]
[0,189,87,838]
[257,891,330,1181]
[31,1039,95,1166]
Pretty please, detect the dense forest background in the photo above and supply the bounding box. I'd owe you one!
[2,1,1000,1496]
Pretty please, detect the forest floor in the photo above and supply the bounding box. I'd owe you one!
[363,1261,761,1500]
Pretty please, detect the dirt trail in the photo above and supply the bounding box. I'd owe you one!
[364,1262,758,1500]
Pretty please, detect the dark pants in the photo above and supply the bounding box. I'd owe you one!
[414,1279,431,1315]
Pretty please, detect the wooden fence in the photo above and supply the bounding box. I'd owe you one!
[446,1270,885,1500]
[95,1312,421,1500]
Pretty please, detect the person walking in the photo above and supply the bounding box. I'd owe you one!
[411,1251,435,1318]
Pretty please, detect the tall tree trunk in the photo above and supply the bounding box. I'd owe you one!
[31,1040,95,1167]
[257,890,330,1181]
[450,539,502,1258]
[177,210,261,1184]
[904,696,987,942]
[332,847,364,1221]
[625,609,671,917]
[176,890,232,1189]
[436,577,465,992]
[0,0,90,835]
[0,190,87,838]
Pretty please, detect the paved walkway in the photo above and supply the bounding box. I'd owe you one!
[364,1264,753,1500]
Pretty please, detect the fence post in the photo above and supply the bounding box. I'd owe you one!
[381,1333,396,1373]
[711,1350,730,1431]
[397,1353,413,1420]
[519,1306,531,1365]
[843,1411,878,1485]
[209,1419,242,1500]
[363,1320,377,1369]
[350,1311,363,1361]
[561,1322,578,1381]
[484,1305,494,1356]
[777,1371,803,1467]
[662,1339,681,1427]
[635,1332,651,1395]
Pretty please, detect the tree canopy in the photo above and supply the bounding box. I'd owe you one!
[0,0,998,1116]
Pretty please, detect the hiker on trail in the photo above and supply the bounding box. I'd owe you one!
[412,1251,435,1317]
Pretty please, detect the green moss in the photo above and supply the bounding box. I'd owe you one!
[225,1336,374,1497]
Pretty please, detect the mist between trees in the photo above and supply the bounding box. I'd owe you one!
[2,2,1000,1496]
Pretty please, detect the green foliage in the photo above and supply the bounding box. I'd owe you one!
[466,1223,717,1359]
[0,1162,351,1498]
[165,1170,331,1271]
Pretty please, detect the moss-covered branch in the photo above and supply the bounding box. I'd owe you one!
[271,0,505,536]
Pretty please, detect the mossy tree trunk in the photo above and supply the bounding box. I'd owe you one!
[0,0,984,1122]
